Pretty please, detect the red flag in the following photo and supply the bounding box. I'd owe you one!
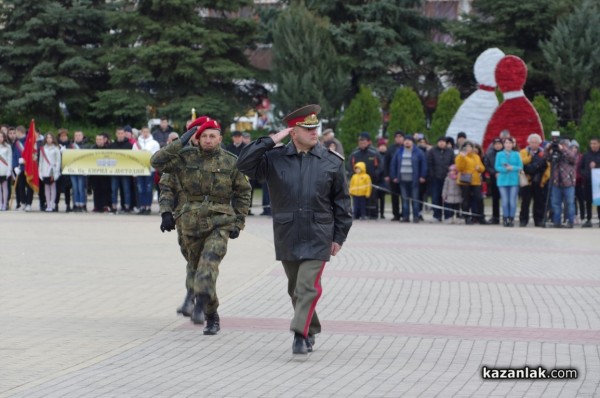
[23,119,39,193]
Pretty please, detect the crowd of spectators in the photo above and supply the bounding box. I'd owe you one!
[1,122,599,230]
[323,128,600,229]
[1,123,167,214]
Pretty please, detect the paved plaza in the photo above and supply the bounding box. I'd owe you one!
[1,206,599,397]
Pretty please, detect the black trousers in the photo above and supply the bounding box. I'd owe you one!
[54,175,72,209]
[15,173,33,206]
[519,183,546,225]
[366,193,378,219]
[377,189,385,217]
[460,185,482,221]
[584,182,600,221]
[390,181,401,219]
[488,175,500,219]
[90,176,111,211]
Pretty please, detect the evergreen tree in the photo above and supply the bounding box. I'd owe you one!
[337,86,380,156]
[0,0,109,124]
[271,3,348,121]
[387,87,425,135]
[93,0,256,127]
[429,88,462,143]
[300,0,438,103]
[532,95,558,137]
[540,0,600,123]
[436,0,578,97]
[577,89,600,151]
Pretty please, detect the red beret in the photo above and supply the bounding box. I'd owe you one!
[188,116,211,130]
[194,120,221,138]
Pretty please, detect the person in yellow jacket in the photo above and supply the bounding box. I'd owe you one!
[349,161,372,220]
[455,141,486,224]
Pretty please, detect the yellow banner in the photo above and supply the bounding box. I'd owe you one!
[61,149,152,176]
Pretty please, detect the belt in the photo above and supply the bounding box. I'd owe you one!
[187,194,231,205]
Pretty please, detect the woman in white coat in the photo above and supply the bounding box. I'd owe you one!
[0,131,12,210]
[38,132,62,212]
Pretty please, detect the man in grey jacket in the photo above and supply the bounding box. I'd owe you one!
[237,104,353,355]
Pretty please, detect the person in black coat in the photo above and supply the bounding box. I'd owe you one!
[225,131,246,156]
[427,137,455,221]
[237,104,352,356]
[348,132,383,219]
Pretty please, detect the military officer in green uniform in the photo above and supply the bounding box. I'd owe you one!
[237,105,353,354]
[151,117,251,335]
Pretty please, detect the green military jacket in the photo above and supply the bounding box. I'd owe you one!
[151,140,251,237]
[158,172,186,219]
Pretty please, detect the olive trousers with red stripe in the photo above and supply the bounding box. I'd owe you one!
[282,260,325,337]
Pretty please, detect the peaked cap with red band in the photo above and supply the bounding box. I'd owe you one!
[282,104,321,128]
[194,120,221,138]
[188,116,211,130]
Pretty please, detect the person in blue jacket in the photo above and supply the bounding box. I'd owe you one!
[495,137,523,227]
[390,135,427,223]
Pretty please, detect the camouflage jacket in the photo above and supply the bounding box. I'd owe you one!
[158,172,186,217]
[151,141,251,235]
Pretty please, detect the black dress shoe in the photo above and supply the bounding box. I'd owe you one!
[306,335,315,352]
[203,312,220,335]
[292,333,308,355]
[191,295,206,325]
[176,289,195,317]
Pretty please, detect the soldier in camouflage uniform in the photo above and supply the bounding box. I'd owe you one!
[151,117,251,335]
[158,172,206,318]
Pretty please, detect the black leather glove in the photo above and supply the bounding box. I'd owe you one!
[179,126,198,146]
[229,227,240,239]
[160,212,176,232]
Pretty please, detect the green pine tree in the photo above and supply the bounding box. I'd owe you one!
[93,0,256,127]
[387,87,425,135]
[300,0,439,103]
[0,0,109,124]
[429,88,462,143]
[337,86,381,156]
[532,95,558,138]
[577,89,600,151]
[271,3,348,122]
[541,0,600,123]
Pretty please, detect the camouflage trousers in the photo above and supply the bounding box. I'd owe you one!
[181,228,229,314]
[176,226,187,262]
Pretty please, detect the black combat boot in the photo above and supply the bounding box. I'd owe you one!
[176,289,195,317]
[203,312,221,335]
[191,294,206,325]
[292,333,308,355]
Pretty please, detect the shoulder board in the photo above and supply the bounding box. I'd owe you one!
[328,148,345,161]
[222,149,238,159]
